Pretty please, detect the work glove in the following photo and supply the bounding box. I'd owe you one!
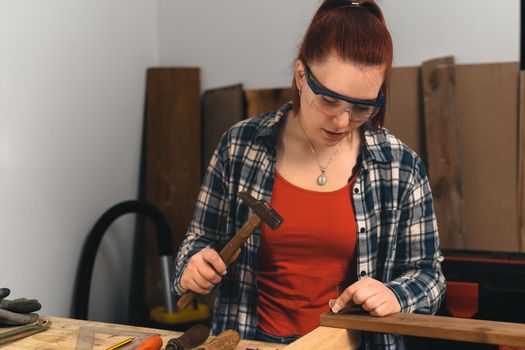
[0,288,41,326]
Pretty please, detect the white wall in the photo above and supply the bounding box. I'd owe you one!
[0,0,520,325]
[159,0,519,91]
[0,1,158,323]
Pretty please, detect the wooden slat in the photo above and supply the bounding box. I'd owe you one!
[284,326,360,350]
[244,88,292,117]
[421,56,466,249]
[201,84,244,171]
[456,62,520,251]
[518,71,525,252]
[385,66,424,157]
[320,312,525,347]
[144,68,201,309]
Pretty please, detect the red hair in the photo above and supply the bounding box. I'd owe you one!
[292,0,393,129]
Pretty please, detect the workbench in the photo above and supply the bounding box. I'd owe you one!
[3,311,525,349]
[0,316,285,350]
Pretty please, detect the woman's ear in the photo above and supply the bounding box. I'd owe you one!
[294,60,305,92]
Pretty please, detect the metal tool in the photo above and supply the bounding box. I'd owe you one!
[0,318,51,346]
[165,324,209,350]
[177,191,284,310]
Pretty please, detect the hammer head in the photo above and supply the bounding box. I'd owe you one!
[238,192,283,229]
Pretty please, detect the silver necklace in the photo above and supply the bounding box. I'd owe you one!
[298,118,346,186]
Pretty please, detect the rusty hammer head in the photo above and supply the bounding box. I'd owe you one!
[238,192,283,229]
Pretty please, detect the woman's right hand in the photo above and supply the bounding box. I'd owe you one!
[180,247,239,295]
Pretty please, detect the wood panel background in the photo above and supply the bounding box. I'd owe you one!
[144,68,201,310]
[387,62,521,251]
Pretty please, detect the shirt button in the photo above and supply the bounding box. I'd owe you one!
[354,188,360,194]
[360,227,365,233]
[360,271,367,277]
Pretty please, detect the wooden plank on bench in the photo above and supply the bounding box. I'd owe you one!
[320,311,525,347]
[284,326,360,350]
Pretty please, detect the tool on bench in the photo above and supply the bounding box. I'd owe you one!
[0,287,42,326]
[165,324,210,350]
[194,329,240,350]
[135,335,163,350]
[0,318,51,346]
[177,192,284,310]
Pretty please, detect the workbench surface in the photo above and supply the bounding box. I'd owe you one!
[0,316,286,350]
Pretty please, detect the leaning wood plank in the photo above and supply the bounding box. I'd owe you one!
[284,326,360,350]
[518,71,525,252]
[244,88,292,117]
[144,68,201,308]
[320,312,525,347]
[422,56,466,249]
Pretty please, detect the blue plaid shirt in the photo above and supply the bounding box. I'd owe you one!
[173,102,446,349]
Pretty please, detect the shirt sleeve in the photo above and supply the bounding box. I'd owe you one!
[385,156,446,314]
[172,139,230,296]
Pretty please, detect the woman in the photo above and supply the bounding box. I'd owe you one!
[173,1,446,348]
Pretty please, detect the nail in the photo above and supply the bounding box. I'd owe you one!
[328,299,336,308]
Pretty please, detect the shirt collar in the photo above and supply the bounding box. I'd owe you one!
[255,102,395,164]
[254,101,293,141]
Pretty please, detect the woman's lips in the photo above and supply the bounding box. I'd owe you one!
[322,129,348,140]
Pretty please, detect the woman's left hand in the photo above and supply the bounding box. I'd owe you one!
[329,277,401,317]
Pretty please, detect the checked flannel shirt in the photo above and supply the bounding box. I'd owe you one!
[173,102,446,350]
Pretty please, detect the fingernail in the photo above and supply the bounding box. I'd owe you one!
[328,299,335,308]
[332,303,341,313]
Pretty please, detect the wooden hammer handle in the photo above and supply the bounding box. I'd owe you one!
[177,214,262,310]
[218,214,261,263]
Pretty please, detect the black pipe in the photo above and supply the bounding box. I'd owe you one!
[520,1,525,70]
[72,200,172,321]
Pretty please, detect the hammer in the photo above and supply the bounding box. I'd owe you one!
[176,191,283,310]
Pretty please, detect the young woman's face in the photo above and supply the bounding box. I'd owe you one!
[295,53,385,147]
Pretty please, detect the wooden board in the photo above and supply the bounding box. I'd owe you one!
[144,68,201,309]
[0,316,284,350]
[384,66,424,157]
[320,311,525,347]
[244,88,292,117]
[387,62,520,252]
[201,84,244,171]
[284,326,360,350]
[456,62,520,251]
[421,56,466,249]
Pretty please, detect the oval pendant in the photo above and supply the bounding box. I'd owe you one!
[317,173,327,186]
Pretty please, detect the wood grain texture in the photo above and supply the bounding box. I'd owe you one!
[201,84,244,171]
[244,88,292,117]
[384,66,424,157]
[284,326,360,350]
[456,62,519,251]
[421,56,466,249]
[144,68,201,309]
[320,311,525,347]
[0,317,284,350]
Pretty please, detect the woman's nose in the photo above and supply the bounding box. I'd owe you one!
[332,110,351,128]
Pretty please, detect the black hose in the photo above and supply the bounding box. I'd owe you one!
[72,200,172,320]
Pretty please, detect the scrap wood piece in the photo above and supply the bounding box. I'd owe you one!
[421,56,466,249]
[320,311,525,347]
[284,326,360,350]
[244,88,293,117]
[201,84,244,171]
[0,319,51,346]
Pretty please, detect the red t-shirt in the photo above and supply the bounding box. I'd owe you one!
[256,171,357,336]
